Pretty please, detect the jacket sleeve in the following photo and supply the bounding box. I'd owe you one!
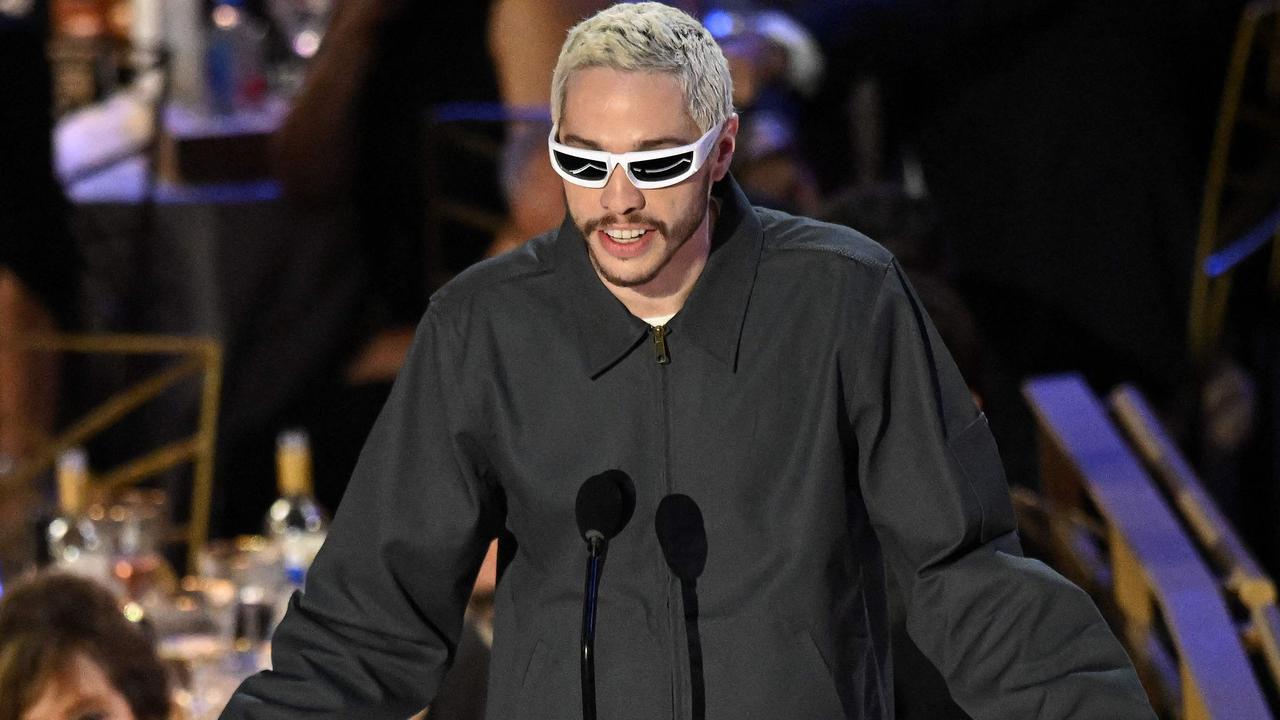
[220,306,502,718]
[845,260,1154,719]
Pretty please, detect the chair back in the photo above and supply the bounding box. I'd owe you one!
[1024,373,1271,719]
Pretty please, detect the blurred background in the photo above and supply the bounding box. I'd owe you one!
[0,0,1278,718]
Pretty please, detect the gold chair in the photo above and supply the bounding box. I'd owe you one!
[1023,373,1271,719]
[1109,383,1280,697]
[8,333,222,572]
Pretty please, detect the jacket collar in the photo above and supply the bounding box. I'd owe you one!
[554,175,763,378]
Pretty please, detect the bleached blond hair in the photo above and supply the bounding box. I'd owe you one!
[550,2,734,134]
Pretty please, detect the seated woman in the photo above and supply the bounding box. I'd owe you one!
[0,573,170,720]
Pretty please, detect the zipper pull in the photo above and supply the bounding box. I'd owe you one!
[652,325,670,365]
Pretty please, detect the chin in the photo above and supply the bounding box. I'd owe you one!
[590,253,662,288]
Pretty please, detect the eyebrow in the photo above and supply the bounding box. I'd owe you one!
[561,134,693,151]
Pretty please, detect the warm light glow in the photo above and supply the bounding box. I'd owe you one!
[212,4,239,29]
[122,602,145,623]
[115,559,133,580]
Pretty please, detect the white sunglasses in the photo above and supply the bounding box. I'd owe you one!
[548,121,724,189]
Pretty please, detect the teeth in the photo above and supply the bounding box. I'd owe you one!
[604,228,646,241]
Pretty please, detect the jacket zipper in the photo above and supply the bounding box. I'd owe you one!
[653,324,683,719]
[653,324,670,364]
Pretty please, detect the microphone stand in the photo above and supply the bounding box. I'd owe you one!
[574,469,634,720]
[580,532,605,720]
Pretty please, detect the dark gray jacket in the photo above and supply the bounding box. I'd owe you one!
[221,178,1152,719]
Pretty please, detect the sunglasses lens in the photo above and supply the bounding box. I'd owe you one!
[552,150,609,182]
[628,151,695,184]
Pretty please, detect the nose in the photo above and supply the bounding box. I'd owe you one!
[600,165,645,216]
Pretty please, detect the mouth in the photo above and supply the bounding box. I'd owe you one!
[602,227,647,242]
[596,226,654,259]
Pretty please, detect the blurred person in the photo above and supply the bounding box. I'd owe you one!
[730,107,823,215]
[703,2,826,215]
[820,185,941,271]
[0,0,78,578]
[0,572,170,720]
[0,269,58,580]
[221,5,1151,718]
[778,0,1245,491]
[822,183,983,399]
[212,0,507,535]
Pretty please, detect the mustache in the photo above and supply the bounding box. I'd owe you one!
[581,214,670,237]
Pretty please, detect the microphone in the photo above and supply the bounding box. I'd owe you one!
[574,470,635,720]
[575,469,635,550]
[655,494,708,720]
[655,494,707,581]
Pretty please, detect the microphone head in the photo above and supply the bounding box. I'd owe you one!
[655,494,707,581]
[575,470,636,542]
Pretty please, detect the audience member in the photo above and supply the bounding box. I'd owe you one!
[822,184,982,390]
[213,0,507,535]
[0,573,170,720]
[704,2,826,214]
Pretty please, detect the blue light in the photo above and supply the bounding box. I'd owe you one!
[703,9,735,39]
[1204,206,1280,278]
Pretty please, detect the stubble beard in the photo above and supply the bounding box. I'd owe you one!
[577,185,712,289]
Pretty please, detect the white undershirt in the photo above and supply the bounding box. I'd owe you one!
[641,313,676,327]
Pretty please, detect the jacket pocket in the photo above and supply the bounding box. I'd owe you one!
[701,616,846,719]
[947,412,1017,542]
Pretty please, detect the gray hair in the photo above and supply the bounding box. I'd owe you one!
[551,2,734,134]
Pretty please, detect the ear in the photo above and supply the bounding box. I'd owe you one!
[709,114,739,182]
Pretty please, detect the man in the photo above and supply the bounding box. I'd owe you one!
[221,4,1153,718]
